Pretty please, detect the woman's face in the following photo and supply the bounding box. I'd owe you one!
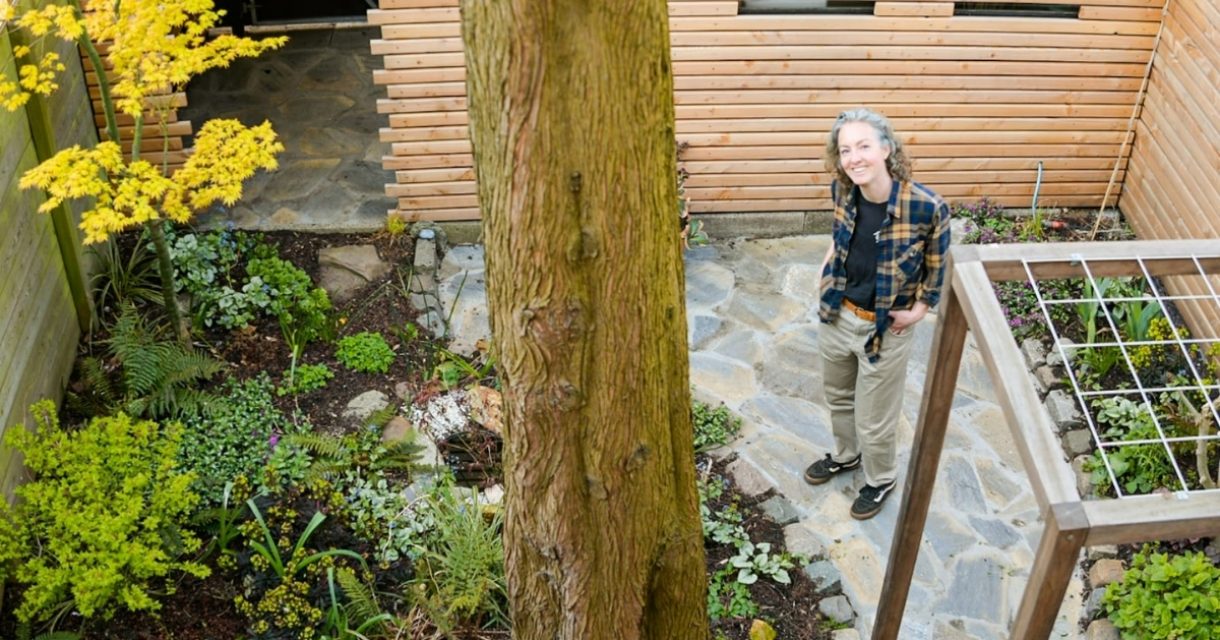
[837,121,891,194]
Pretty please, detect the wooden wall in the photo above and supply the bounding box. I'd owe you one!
[368,0,1163,221]
[1119,0,1219,340]
[0,25,91,497]
[86,39,194,172]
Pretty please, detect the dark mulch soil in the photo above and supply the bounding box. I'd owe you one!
[703,455,832,640]
[2,230,829,639]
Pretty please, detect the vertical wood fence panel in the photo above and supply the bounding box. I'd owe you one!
[369,0,1164,221]
[1119,0,1220,339]
[0,24,90,498]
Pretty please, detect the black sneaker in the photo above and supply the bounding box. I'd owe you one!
[803,453,861,485]
[851,480,897,520]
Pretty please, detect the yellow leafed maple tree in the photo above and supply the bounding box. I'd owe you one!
[2,0,287,341]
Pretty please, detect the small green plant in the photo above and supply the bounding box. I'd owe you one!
[278,363,334,396]
[693,400,743,452]
[707,567,759,621]
[319,567,395,640]
[66,304,224,419]
[1102,546,1220,639]
[248,255,334,350]
[88,232,161,328]
[1083,397,1178,495]
[406,481,508,632]
[0,402,209,625]
[432,345,495,389]
[728,541,798,585]
[234,501,366,639]
[336,331,396,374]
[192,479,250,571]
[178,374,299,504]
[698,476,748,546]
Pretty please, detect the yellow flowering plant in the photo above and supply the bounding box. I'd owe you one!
[2,0,286,341]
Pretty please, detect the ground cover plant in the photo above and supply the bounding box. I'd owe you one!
[0,225,828,639]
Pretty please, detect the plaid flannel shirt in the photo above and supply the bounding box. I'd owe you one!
[818,179,951,362]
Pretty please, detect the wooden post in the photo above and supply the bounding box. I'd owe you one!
[872,252,969,639]
[1010,502,1088,639]
[12,34,92,333]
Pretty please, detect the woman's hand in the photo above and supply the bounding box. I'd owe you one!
[888,301,929,335]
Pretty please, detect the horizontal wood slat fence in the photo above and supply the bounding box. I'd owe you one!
[369,0,1166,221]
[1118,0,1220,337]
[85,41,194,172]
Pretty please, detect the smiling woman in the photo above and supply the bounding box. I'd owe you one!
[805,107,951,521]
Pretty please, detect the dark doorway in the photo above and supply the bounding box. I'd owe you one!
[218,0,376,32]
[249,0,376,23]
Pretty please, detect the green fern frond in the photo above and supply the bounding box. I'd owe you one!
[66,356,118,416]
[281,432,348,458]
[335,566,384,625]
[372,436,426,476]
[365,403,399,428]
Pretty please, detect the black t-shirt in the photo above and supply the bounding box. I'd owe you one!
[843,192,887,310]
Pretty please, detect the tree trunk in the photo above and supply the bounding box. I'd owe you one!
[460,1,708,638]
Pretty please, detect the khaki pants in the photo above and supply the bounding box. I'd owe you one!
[820,310,916,487]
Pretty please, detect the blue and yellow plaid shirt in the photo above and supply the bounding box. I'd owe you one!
[818,179,951,361]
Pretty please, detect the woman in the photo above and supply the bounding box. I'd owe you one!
[803,108,951,520]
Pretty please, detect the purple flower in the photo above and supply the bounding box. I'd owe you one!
[269,432,280,448]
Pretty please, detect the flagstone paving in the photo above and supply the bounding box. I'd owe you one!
[436,236,1086,639]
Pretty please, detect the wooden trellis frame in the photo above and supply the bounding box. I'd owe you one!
[873,239,1220,640]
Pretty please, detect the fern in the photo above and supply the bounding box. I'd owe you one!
[335,567,384,628]
[283,429,424,484]
[66,356,117,417]
[72,305,224,419]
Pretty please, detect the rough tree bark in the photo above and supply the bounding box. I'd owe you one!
[460,1,709,638]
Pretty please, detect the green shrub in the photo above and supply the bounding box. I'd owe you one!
[277,363,334,396]
[0,401,208,623]
[1103,546,1220,639]
[178,374,299,504]
[336,332,396,374]
[693,400,743,453]
[247,255,333,350]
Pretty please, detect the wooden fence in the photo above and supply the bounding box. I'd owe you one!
[368,0,1166,221]
[0,24,94,497]
[1119,0,1220,338]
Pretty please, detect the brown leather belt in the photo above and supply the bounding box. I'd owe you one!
[842,299,877,322]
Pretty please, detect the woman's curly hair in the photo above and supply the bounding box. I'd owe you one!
[823,107,912,199]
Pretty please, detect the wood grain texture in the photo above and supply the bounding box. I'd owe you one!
[373,1,1166,220]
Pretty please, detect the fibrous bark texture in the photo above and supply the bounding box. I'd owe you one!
[460,1,709,638]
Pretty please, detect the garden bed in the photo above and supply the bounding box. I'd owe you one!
[955,201,1220,638]
[0,227,828,639]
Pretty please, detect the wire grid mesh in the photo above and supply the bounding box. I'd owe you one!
[1022,254,1220,500]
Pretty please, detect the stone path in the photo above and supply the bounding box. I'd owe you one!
[434,236,1087,639]
[181,26,393,231]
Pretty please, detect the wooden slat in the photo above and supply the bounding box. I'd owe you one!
[667,1,738,16]
[1078,5,1165,21]
[671,73,1141,92]
[667,16,1161,36]
[370,37,464,55]
[1083,493,1220,545]
[379,0,457,8]
[676,117,1132,132]
[669,46,1150,64]
[875,2,954,17]
[672,89,1139,105]
[674,103,1137,118]
[682,157,1128,173]
[667,30,1157,50]
[367,8,459,25]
